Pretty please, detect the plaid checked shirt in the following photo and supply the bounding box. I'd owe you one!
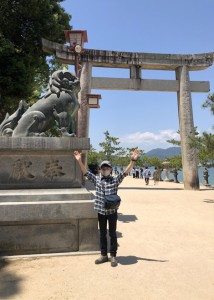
[85,171,127,215]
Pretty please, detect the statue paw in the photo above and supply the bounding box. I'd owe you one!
[60,127,76,137]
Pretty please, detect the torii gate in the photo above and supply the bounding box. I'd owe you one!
[42,38,214,190]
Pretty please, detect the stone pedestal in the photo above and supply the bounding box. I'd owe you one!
[0,137,89,190]
[0,137,99,255]
[162,161,170,182]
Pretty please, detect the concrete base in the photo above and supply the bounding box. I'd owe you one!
[203,184,211,187]
[0,188,99,256]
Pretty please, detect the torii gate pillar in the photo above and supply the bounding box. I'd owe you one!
[78,62,92,138]
[176,66,199,190]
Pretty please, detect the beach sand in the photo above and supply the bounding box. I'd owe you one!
[0,178,214,300]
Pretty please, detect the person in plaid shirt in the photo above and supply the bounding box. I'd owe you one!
[73,148,140,267]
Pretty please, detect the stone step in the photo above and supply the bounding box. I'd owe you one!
[0,188,93,202]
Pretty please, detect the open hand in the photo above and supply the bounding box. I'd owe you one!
[131,148,140,160]
[73,151,81,161]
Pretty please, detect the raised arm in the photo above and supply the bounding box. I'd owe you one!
[73,151,87,175]
[124,149,140,175]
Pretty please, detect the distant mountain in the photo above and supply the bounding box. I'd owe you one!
[145,147,181,160]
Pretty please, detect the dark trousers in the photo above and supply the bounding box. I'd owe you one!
[98,212,118,257]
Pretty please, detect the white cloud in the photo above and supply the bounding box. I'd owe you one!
[120,129,180,151]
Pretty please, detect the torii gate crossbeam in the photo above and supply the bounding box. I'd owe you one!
[42,38,214,190]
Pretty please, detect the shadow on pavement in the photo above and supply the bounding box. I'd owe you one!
[117,255,168,265]
[0,259,23,299]
[118,213,138,223]
[203,199,214,203]
[119,187,183,191]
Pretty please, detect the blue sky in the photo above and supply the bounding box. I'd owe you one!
[60,0,214,152]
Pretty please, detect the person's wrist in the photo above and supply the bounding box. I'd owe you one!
[131,158,137,161]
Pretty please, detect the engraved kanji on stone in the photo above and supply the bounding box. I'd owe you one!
[43,159,65,181]
[10,159,35,180]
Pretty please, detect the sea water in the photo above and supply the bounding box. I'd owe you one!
[126,166,214,186]
[177,167,214,186]
[149,166,214,186]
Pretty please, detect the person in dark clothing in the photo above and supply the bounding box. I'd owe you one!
[143,166,151,185]
[73,148,140,267]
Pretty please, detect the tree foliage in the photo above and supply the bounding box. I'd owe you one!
[203,93,214,117]
[0,0,71,121]
[145,156,163,168]
[88,131,162,170]
[189,132,214,167]
[167,126,214,167]
[99,131,123,161]
[167,155,182,169]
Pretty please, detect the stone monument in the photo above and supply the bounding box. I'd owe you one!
[162,160,170,182]
[0,69,99,255]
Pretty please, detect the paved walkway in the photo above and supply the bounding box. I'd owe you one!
[0,178,214,300]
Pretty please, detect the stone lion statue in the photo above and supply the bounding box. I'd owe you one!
[0,69,80,137]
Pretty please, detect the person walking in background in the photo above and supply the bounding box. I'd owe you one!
[153,167,159,185]
[114,166,118,175]
[143,166,151,185]
[73,148,140,267]
[132,166,136,178]
[140,167,144,179]
[135,166,140,178]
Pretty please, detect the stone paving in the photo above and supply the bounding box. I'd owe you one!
[0,177,213,300]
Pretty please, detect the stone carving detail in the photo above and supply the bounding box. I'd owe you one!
[0,70,80,137]
[10,159,35,180]
[9,158,66,181]
[43,159,65,181]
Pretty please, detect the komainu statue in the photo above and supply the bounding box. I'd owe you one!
[0,70,80,137]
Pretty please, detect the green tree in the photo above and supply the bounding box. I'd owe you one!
[87,144,102,165]
[203,93,214,117]
[167,128,214,167]
[167,155,182,169]
[140,155,152,167]
[99,131,122,161]
[199,92,214,165]
[0,0,71,121]
[189,132,214,167]
[113,148,127,167]
[147,156,163,169]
